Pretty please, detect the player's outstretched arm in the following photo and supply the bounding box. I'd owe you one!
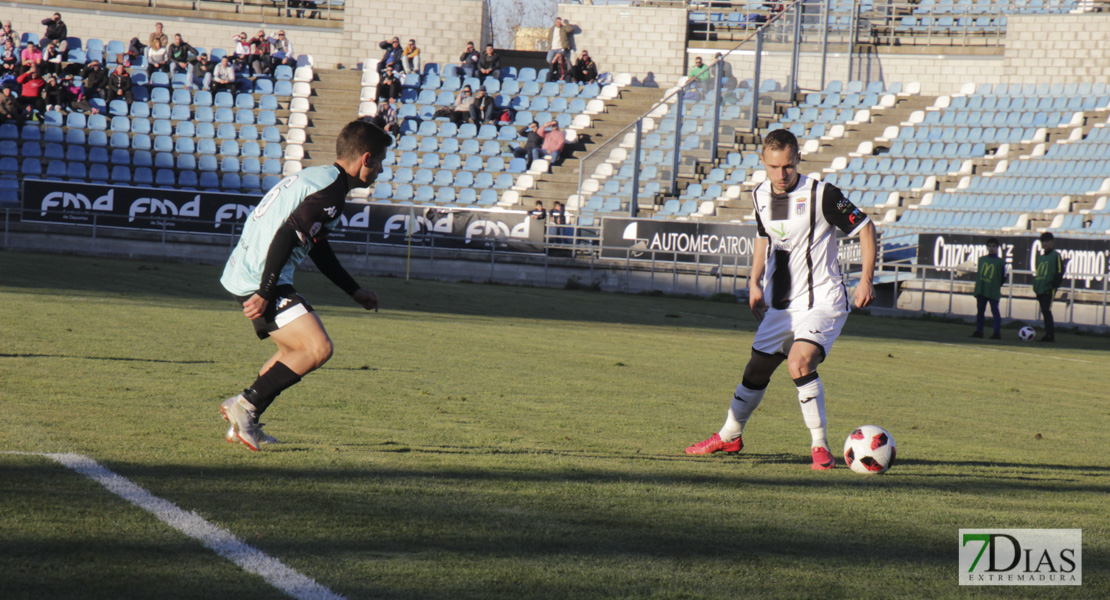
[352,288,379,312]
[308,239,377,313]
[854,221,877,308]
[749,237,768,321]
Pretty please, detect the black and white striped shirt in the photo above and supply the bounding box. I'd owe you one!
[752,174,870,311]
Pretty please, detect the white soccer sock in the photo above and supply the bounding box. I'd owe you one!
[718,382,766,442]
[794,374,828,449]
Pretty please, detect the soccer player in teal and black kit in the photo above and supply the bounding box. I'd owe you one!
[218,120,392,450]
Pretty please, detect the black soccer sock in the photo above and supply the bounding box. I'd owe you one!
[243,362,301,416]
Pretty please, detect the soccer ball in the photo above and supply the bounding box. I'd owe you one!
[1018,326,1036,341]
[843,425,897,474]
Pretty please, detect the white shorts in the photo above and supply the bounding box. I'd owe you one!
[751,305,848,361]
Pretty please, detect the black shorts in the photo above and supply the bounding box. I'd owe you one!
[234,284,315,340]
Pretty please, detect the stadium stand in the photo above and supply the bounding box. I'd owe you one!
[349,62,628,208]
[0,32,308,199]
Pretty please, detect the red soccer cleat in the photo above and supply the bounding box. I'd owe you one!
[685,433,743,455]
[811,446,836,470]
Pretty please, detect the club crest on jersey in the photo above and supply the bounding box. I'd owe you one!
[836,197,853,214]
[795,200,806,215]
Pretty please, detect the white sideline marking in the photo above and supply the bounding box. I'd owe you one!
[3,451,345,600]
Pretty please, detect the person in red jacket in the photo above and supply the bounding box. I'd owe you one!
[16,66,46,119]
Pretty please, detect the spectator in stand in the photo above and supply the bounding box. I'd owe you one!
[374,97,399,136]
[16,66,47,119]
[42,73,64,112]
[0,40,18,76]
[377,37,403,75]
[212,55,236,94]
[476,44,500,83]
[513,121,543,166]
[146,38,170,75]
[714,52,736,91]
[42,40,64,76]
[168,34,197,86]
[40,13,67,52]
[688,56,711,93]
[20,42,43,76]
[533,120,565,172]
[402,39,421,76]
[270,30,294,74]
[571,50,598,84]
[0,21,18,49]
[449,84,475,126]
[546,17,574,65]
[57,73,94,113]
[549,200,569,245]
[458,41,479,79]
[106,64,134,104]
[148,22,169,51]
[469,88,495,125]
[249,29,272,76]
[374,66,400,101]
[191,52,213,91]
[0,86,23,124]
[126,37,145,64]
[547,52,569,83]
[528,200,547,221]
[81,60,107,100]
[232,32,253,73]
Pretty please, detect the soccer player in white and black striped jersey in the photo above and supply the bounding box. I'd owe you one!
[685,129,876,470]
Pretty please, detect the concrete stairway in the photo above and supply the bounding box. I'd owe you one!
[711,92,938,220]
[299,68,363,167]
[514,86,665,211]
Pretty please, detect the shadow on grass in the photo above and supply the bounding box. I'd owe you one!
[0,353,215,364]
[5,453,1106,600]
[3,252,1107,348]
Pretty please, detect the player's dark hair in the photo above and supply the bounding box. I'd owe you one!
[336,120,392,161]
[1039,232,1054,242]
[763,129,800,156]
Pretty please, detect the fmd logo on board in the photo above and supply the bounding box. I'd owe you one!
[959,529,1081,586]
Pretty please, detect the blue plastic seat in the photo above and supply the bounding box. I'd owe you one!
[65,145,87,163]
[241,141,262,158]
[150,88,171,104]
[196,122,216,139]
[87,164,109,182]
[109,165,130,183]
[66,162,87,180]
[257,111,277,126]
[220,140,240,157]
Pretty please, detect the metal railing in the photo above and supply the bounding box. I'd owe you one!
[6,206,1106,327]
[573,1,809,219]
[61,0,345,22]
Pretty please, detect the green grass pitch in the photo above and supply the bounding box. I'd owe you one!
[1,250,1107,599]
